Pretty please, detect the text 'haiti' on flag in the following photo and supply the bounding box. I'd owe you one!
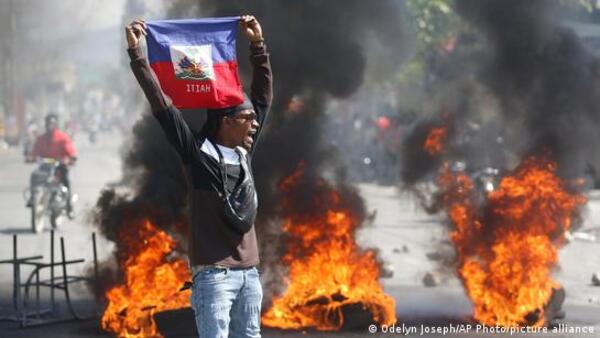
[146,17,244,109]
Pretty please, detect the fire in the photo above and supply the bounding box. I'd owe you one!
[101,219,190,337]
[424,127,447,155]
[262,164,396,330]
[438,156,586,327]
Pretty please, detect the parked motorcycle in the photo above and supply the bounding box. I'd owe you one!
[24,158,75,233]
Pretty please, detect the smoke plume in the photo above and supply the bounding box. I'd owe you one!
[458,0,600,178]
[92,0,407,303]
[402,0,600,185]
[398,1,596,303]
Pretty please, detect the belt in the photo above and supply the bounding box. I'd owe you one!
[181,265,255,291]
[191,264,254,276]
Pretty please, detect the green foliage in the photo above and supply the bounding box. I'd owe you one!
[406,0,462,55]
[559,0,599,12]
[394,0,462,88]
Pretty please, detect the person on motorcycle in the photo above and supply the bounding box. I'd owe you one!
[27,113,77,218]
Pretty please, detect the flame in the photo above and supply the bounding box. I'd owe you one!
[101,220,190,338]
[262,164,396,330]
[424,127,447,155]
[438,156,586,327]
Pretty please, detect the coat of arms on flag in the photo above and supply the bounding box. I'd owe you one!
[171,45,214,81]
[145,17,244,109]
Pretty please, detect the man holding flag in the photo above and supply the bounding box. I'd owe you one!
[126,15,272,338]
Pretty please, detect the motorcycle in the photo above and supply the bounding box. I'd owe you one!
[473,166,500,195]
[23,158,75,233]
[451,161,500,204]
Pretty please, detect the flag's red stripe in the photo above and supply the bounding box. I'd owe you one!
[150,60,244,109]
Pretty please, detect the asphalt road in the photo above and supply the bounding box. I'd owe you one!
[0,130,599,337]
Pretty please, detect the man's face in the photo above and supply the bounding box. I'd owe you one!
[224,109,259,150]
[45,118,58,133]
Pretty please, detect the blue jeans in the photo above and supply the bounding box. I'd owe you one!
[190,267,262,338]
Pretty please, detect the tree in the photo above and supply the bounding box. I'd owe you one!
[405,0,462,56]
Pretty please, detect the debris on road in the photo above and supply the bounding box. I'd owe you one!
[425,251,443,261]
[422,272,440,287]
[565,231,597,243]
[392,245,409,254]
[381,261,395,278]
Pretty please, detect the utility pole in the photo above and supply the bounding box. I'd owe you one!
[1,2,9,131]
[7,0,23,143]
[2,0,16,142]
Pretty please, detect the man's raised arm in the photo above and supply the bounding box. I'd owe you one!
[125,20,197,163]
[240,15,273,148]
[249,40,272,108]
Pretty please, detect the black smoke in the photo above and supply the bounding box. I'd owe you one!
[167,0,406,304]
[90,114,191,298]
[402,0,600,186]
[167,0,407,221]
[398,0,595,296]
[92,0,407,304]
[456,0,600,179]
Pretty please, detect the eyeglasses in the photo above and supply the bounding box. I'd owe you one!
[230,111,257,122]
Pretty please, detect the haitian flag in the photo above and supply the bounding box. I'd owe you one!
[146,17,244,109]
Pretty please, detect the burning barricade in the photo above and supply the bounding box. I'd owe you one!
[262,164,396,330]
[404,123,586,328]
[440,154,585,326]
[100,219,190,337]
[96,163,396,337]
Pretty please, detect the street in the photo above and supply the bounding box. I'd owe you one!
[0,131,599,337]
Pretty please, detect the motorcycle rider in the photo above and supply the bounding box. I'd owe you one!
[27,113,77,218]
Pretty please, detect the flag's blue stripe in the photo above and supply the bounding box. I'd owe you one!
[146,17,240,64]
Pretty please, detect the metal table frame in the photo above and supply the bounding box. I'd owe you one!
[0,230,99,327]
